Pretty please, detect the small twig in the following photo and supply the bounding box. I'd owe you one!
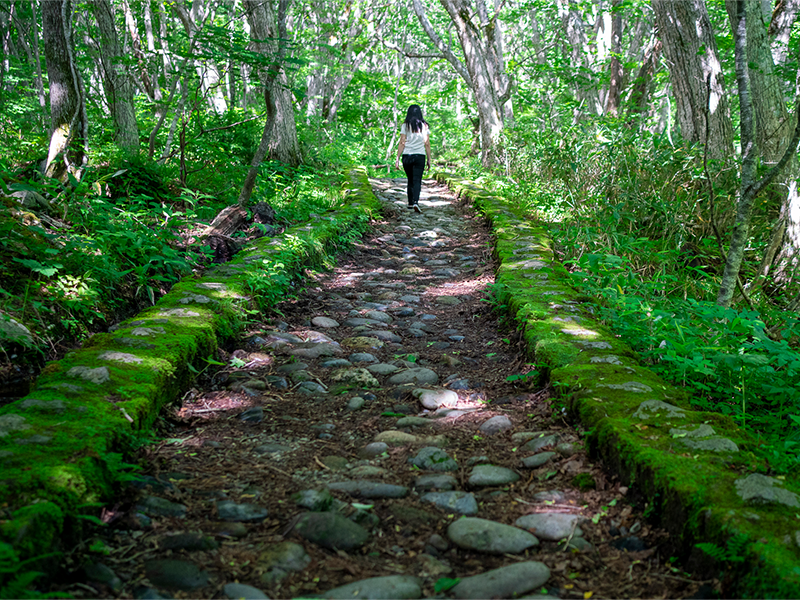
[263,463,294,478]
[314,456,331,470]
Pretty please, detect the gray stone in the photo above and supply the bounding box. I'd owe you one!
[515,513,585,541]
[633,400,686,419]
[216,500,269,522]
[330,367,379,388]
[312,316,340,328]
[408,447,458,471]
[288,343,342,359]
[374,430,418,445]
[349,352,378,364]
[292,512,370,550]
[468,465,520,487]
[240,407,264,423]
[670,425,716,438]
[223,583,270,599]
[321,575,422,599]
[359,442,389,458]
[421,491,479,516]
[258,541,311,583]
[396,416,434,428]
[321,359,353,368]
[399,295,420,303]
[97,351,143,364]
[414,388,458,409]
[254,443,291,454]
[130,326,166,336]
[349,466,386,478]
[0,414,31,437]
[327,480,408,499]
[364,310,393,323]
[388,368,439,386]
[371,330,403,343]
[297,381,327,394]
[348,397,366,410]
[413,474,457,491]
[137,496,187,518]
[19,399,66,413]
[451,562,550,599]
[85,562,122,592]
[589,355,623,365]
[735,473,800,507]
[435,296,461,305]
[320,455,349,470]
[158,533,218,552]
[479,415,513,435]
[16,434,51,445]
[67,366,110,384]
[367,363,400,375]
[466,455,491,467]
[522,453,556,468]
[447,517,539,554]
[567,537,595,553]
[598,381,652,393]
[145,559,210,591]
[0,313,34,347]
[682,437,740,453]
[522,434,560,452]
[294,489,334,512]
[343,318,384,327]
[159,308,200,318]
[555,442,579,457]
[276,362,309,373]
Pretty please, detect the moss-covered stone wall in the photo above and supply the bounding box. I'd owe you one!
[437,173,800,598]
[0,168,381,566]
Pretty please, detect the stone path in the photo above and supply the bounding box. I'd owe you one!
[59,179,702,599]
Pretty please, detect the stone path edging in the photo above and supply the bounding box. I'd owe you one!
[0,169,381,563]
[438,173,800,597]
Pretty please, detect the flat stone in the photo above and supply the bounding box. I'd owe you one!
[0,414,31,437]
[468,465,520,487]
[633,400,686,419]
[670,425,716,438]
[682,437,740,452]
[137,496,187,518]
[421,491,479,516]
[349,465,386,478]
[515,513,585,541]
[343,336,385,351]
[359,442,389,458]
[0,313,34,347]
[387,368,439,386]
[522,434,559,452]
[206,522,248,538]
[297,381,327,394]
[413,474,458,491]
[451,562,550,599]
[292,512,369,551]
[413,388,458,409]
[85,562,122,592]
[447,517,538,554]
[349,352,378,364]
[294,489,335,511]
[254,443,291,455]
[735,473,800,507]
[258,541,311,583]
[408,447,458,471]
[330,368,379,388]
[312,316,340,328]
[435,296,461,305]
[396,416,434,428]
[364,310,393,323]
[67,366,110,384]
[217,500,269,522]
[321,575,422,599]
[320,455,349,470]
[327,480,408,498]
[367,363,400,375]
[159,308,200,317]
[223,583,269,599]
[589,355,623,364]
[371,330,403,343]
[343,318,384,327]
[320,358,352,368]
[159,533,218,552]
[98,351,143,364]
[522,452,556,468]
[276,362,309,373]
[348,397,366,410]
[19,399,65,414]
[145,559,209,591]
[288,343,342,358]
[130,326,166,336]
[399,295,420,303]
[479,415,513,435]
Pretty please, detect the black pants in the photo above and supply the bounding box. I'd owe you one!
[402,154,426,206]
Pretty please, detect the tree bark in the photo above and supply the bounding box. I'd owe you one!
[652,0,734,160]
[605,0,623,117]
[42,0,88,179]
[90,0,139,151]
[769,0,800,67]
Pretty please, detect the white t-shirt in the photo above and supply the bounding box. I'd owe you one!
[401,123,429,155]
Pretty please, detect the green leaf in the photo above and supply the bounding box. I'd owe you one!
[434,578,460,593]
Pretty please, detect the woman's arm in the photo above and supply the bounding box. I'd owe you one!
[395,134,406,169]
[424,137,432,172]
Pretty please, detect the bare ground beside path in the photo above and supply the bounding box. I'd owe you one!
[47,179,711,599]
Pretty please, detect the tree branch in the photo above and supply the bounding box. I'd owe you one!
[411,0,472,86]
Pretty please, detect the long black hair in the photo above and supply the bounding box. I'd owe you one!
[404,104,428,134]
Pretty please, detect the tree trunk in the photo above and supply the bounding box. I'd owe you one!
[769,0,800,67]
[626,39,662,121]
[605,0,622,117]
[412,0,511,168]
[246,0,301,167]
[42,0,88,179]
[652,0,734,160]
[90,0,139,151]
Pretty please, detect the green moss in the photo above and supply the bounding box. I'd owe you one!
[571,473,596,490]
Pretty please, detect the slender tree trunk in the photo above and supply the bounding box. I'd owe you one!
[91,0,139,151]
[42,0,88,179]
[652,0,734,159]
[769,0,800,67]
[605,0,622,116]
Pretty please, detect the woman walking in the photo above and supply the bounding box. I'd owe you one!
[395,104,432,213]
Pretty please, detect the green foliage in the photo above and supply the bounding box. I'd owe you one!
[0,543,64,599]
[696,534,750,565]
